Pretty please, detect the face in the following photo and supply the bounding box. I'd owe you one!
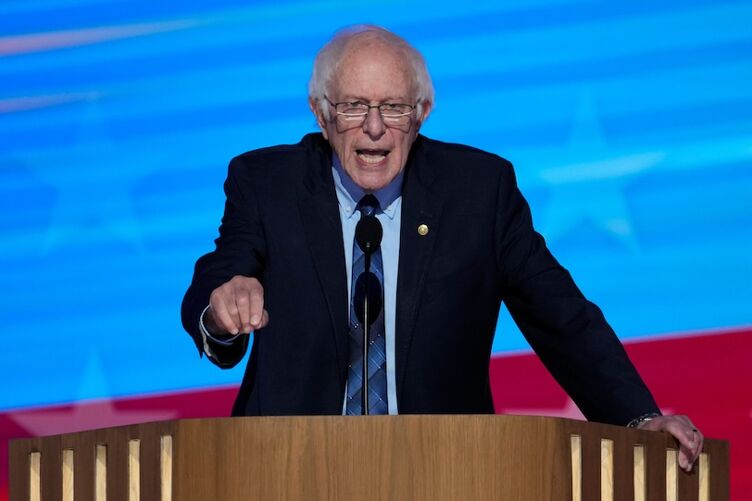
[310,40,432,192]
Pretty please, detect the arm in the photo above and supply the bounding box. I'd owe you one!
[494,161,658,424]
[181,156,269,368]
[494,161,701,470]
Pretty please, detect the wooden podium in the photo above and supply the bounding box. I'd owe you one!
[9,416,728,500]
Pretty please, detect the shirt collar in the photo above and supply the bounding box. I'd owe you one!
[332,153,403,220]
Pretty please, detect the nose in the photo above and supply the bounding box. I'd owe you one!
[362,107,386,139]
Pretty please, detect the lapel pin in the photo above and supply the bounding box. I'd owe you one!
[417,224,429,236]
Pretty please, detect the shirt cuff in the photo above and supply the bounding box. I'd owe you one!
[199,304,242,358]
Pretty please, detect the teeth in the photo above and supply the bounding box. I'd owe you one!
[357,151,387,164]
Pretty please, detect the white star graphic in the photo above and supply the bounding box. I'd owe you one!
[20,96,153,254]
[8,398,178,437]
[8,354,177,436]
[523,88,666,251]
[510,92,752,235]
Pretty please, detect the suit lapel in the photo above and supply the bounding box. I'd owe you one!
[297,138,349,383]
[395,137,443,400]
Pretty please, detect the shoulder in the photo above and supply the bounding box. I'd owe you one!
[223,133,332,195]
[230,133,329,172]
[417,135,513,174]
[412,135,517,189]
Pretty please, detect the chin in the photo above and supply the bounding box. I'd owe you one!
[354,172,393,192]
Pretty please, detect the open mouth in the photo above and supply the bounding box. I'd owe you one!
[356,149,389,165]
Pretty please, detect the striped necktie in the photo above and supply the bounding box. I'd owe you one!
[346,194,388,415]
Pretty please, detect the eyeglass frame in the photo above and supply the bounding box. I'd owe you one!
[323,95,416,125]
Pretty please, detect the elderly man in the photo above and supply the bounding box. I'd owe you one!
[182,25,702,470]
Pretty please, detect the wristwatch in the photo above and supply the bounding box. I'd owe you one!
[626,412,661,429]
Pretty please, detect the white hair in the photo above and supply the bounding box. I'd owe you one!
[308,24,434,120]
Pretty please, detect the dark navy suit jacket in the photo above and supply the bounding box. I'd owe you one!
[181,133,659,424]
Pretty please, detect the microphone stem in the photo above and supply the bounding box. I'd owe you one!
[362,245,371,415]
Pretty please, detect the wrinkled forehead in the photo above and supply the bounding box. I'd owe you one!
[331,39,417,99]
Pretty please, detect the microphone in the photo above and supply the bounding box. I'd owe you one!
[354,272,382,326]
[353,212,383,415]
[354,215,383,323]
[355,214,382,254]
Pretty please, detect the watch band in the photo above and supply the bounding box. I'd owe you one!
[626,412,661,428]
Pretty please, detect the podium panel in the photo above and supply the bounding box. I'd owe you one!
[9,416,729,501]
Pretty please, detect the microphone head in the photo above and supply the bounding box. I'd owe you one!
[355,215,383,253]
[353,271,383,325]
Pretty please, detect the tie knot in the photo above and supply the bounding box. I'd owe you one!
[357,194,381,216]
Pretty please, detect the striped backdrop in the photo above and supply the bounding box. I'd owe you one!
[1,0,750,498]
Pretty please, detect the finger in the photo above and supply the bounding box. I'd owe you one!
[258,309,270,329]
[695,429,704,451]
[679,447,692,471]
[666,420,696,452]
[235,289,252,334]
[691,428,704,459]
[248,282,265,329]
[642,416,702,472]
[678,438,699,471]
[224,295,243,334]
[676,424,702,471]
[657,420,696,471]
[210,294,240,335]
[678,420,702,453]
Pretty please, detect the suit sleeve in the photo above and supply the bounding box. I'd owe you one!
[494,160,660,425]
[181,156,267,368]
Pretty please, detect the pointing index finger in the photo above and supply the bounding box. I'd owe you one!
[248,281,265,329]
[211,296,240,335]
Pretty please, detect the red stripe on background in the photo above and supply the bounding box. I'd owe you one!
[491,327,752,499]
[2,328,750,500]
[0,386,238,500]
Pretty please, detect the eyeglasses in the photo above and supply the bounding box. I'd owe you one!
[324,96,415,127]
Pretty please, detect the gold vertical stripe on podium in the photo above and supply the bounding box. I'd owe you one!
[96,444,107,501]
[571,435,581,501]
[633,445,646,501]
[699,453,709,501]
[666,449,678,501]
[29,452,41,501]
[62,449,74,501]
[161,435,173,501]
[600,439,614,501]
[129,439,141,501]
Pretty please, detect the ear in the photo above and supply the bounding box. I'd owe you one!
[415,100,433,131]
[308,96,329,139]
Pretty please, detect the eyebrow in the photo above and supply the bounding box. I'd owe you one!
[339,95,411,103]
